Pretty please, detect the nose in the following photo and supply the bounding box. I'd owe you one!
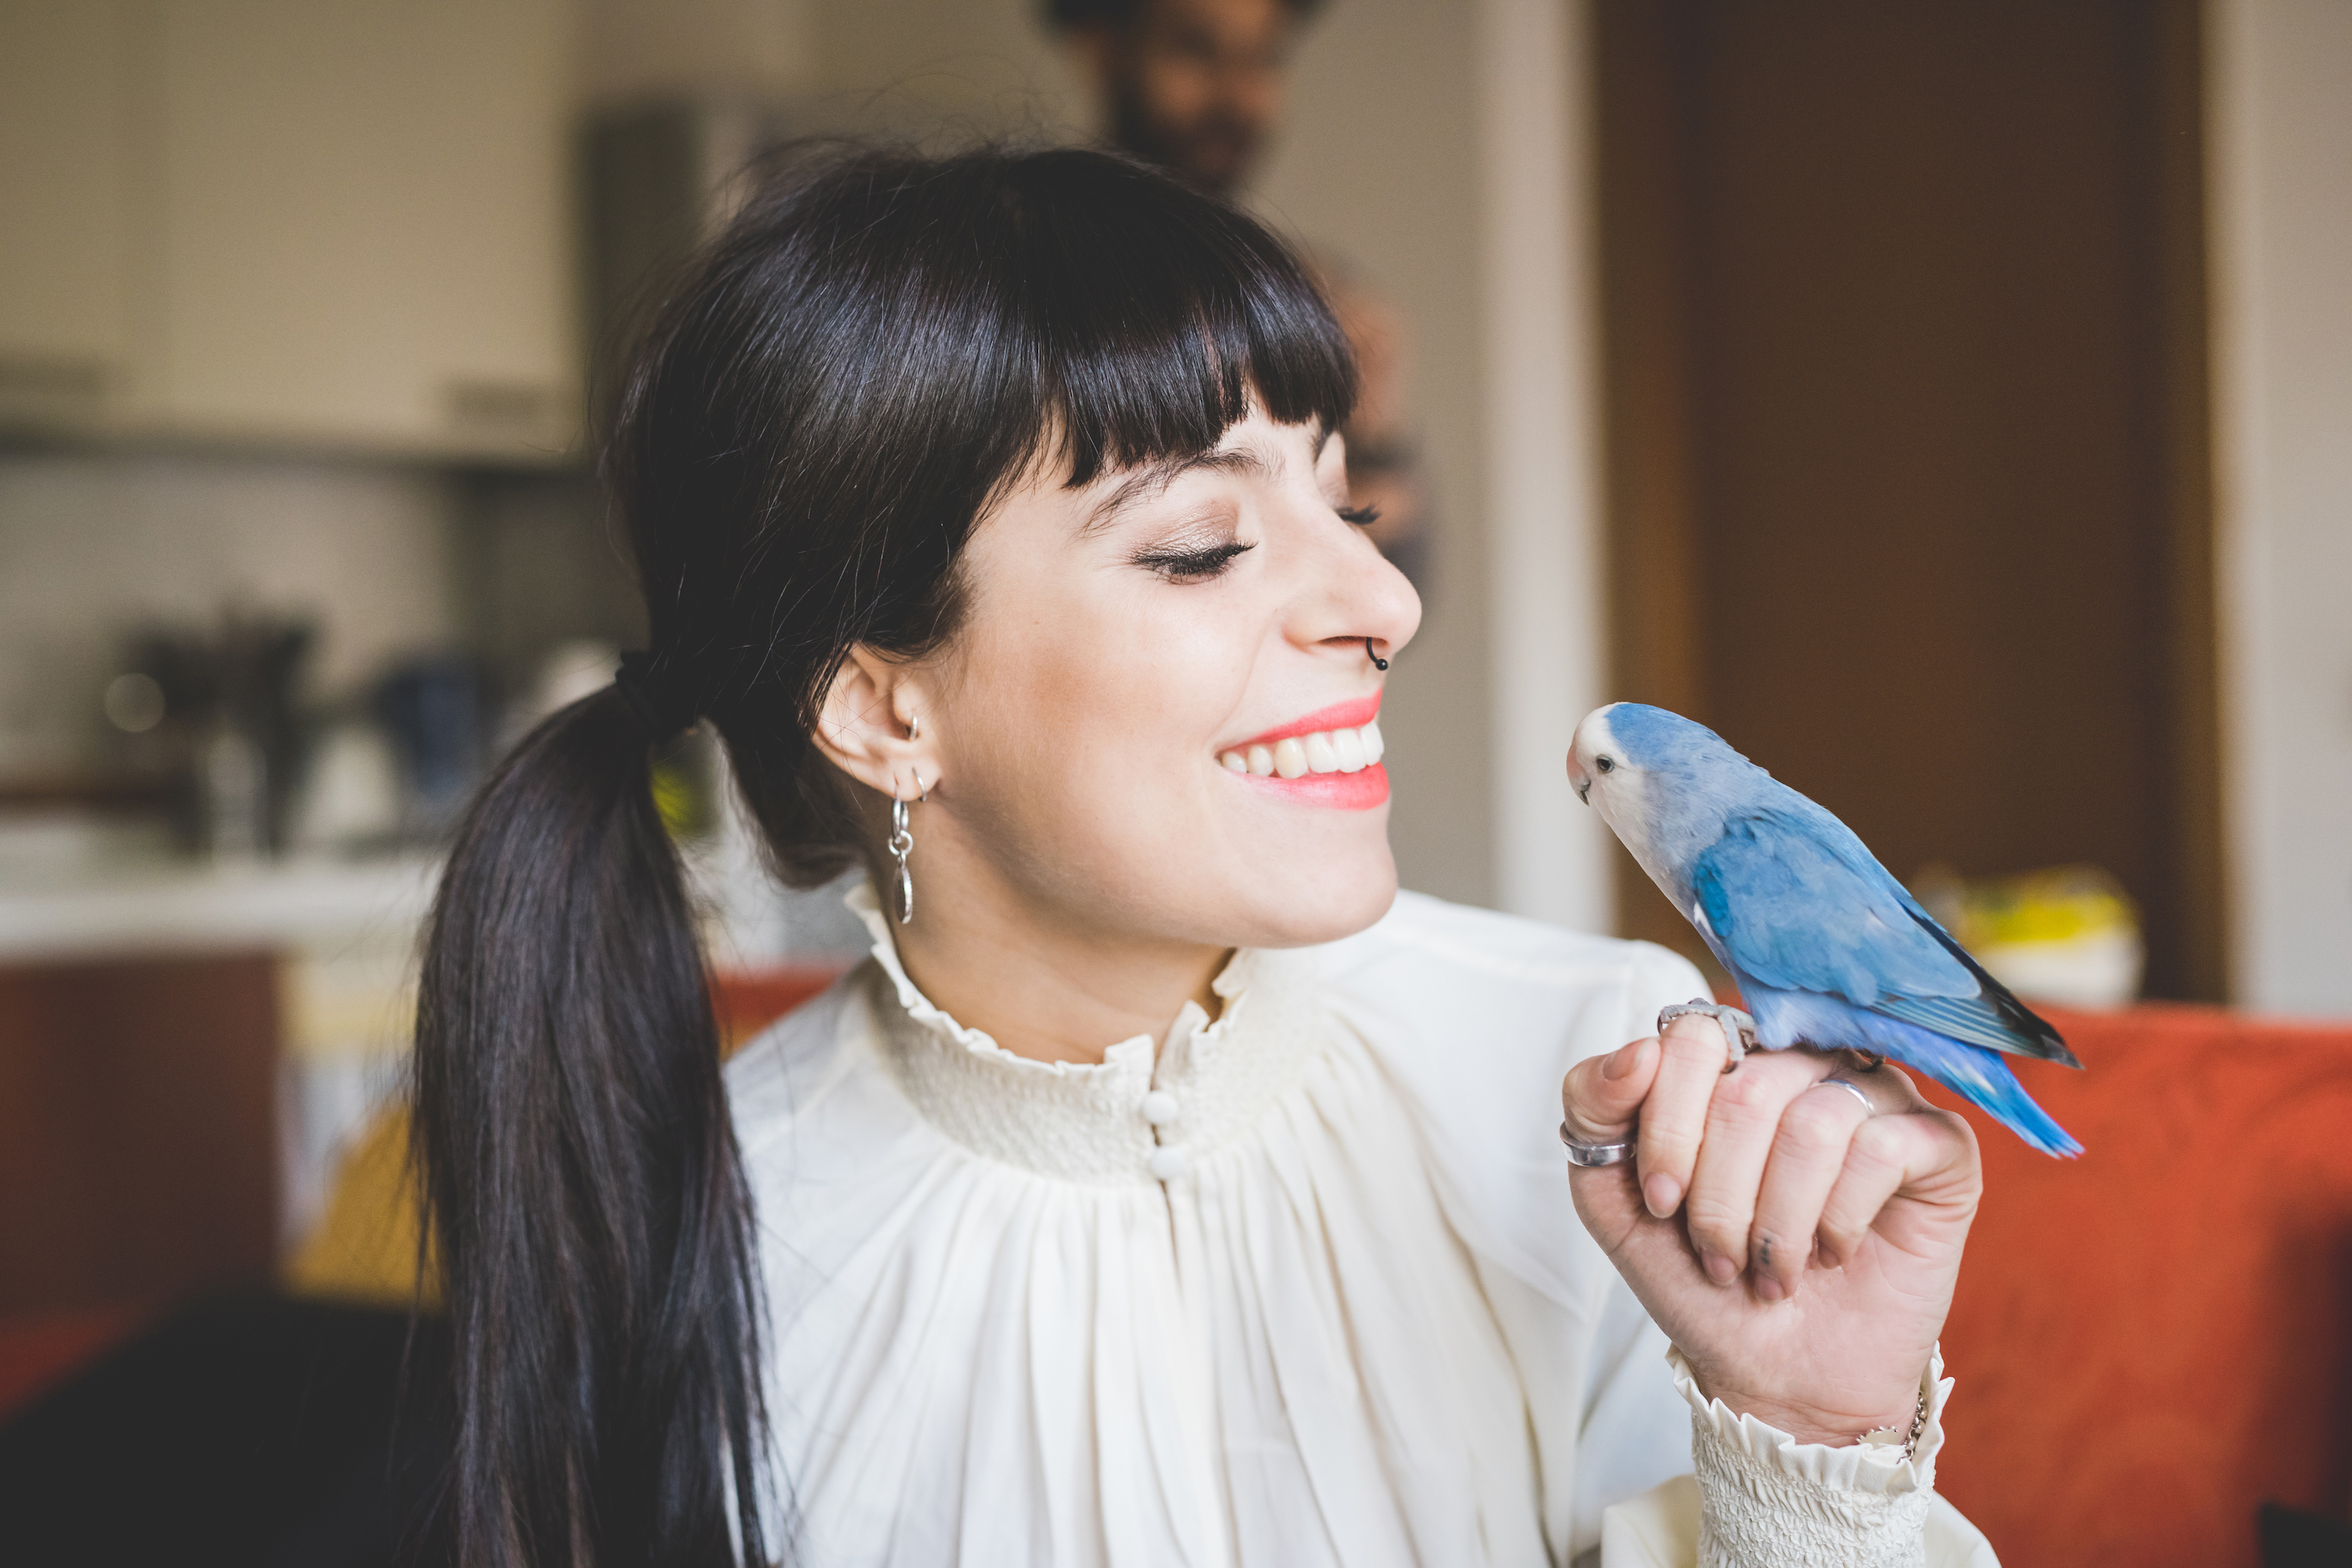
[1297,515,1421,663]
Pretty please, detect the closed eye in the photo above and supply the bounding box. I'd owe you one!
[1338,503,1381,527]
[1135,540,1256,582]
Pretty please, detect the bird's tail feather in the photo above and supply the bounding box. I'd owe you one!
[1886,1026,2082,1158]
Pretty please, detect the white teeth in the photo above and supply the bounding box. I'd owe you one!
[1229,722,1387,779]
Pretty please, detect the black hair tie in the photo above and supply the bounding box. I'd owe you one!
[613,651,700,741]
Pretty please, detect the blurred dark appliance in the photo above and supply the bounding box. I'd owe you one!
[107,612,315,858]
[372,654,488,836]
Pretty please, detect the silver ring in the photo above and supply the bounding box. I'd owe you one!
[1814,1077,1875,1116]
[1561,1120,1638,1167]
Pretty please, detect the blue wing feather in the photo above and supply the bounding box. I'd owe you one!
[1693,808,2077,1065]
[1692,810,1974,1004]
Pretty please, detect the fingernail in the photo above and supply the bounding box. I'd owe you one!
[1754,1273,1785,1303]
[1702,1252,1737,1286]
[1642,1174,1682,1218]
[1602,1040,1646,1081]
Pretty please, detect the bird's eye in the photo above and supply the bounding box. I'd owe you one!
[1595,756,1616,774]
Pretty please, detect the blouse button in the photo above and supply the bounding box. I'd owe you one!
[1147,1147,1189,1182]
[1139,1091,1179,1126]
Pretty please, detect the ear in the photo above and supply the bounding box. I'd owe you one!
[811,646,942,802]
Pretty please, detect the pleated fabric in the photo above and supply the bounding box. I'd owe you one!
[728,885,1710,1566]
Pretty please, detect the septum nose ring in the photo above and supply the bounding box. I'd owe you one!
[1366,638,1389,671]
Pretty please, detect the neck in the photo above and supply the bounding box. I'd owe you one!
[883,862,1231,1069]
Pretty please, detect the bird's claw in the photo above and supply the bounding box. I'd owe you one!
[1657,999,1759,1074]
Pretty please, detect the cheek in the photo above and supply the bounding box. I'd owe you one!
[942,597,1397,947]
[947,588,1253,846]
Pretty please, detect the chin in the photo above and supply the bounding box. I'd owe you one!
[1222,846,1399,951]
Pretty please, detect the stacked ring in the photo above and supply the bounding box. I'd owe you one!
[1560,1120,1638,1167]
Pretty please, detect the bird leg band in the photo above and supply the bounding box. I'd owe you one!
[1657,1000,1759,1073]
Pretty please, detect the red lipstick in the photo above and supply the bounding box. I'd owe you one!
[1233,694,1381,750]
[1243,764,1390,810]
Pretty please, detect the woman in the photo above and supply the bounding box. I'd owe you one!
[413,145,1995,1567]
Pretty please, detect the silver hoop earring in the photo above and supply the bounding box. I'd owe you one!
[888,786,916,926]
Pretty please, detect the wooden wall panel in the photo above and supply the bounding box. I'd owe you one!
[1595,0,2223,1000]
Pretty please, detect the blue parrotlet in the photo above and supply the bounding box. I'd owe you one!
[1568,702,2084,1156]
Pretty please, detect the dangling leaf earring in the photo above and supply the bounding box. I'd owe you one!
[889,717,925,925]
[887,788,916,925]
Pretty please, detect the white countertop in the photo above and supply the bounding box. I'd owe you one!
[0,854,441,964]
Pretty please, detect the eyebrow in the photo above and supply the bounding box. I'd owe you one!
[1078,416,1335,535]
[1081,446,1270,535]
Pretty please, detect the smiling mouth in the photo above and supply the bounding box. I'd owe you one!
[1218,695,1384,779]
[1220,718,1385,780]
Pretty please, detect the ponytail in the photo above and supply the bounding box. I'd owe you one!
[411,688,767,1567]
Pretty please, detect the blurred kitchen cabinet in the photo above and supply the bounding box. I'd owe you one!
[0,0,579,461]
[0,953,281,1314]
[0,1,139,428]
[136,0,578,458]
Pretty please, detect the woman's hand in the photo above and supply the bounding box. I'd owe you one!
[1562,1013,1982,1446]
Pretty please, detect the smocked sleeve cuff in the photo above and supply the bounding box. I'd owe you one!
[1666,1344,1951,1568]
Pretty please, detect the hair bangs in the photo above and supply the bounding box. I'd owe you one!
[988,150,1360,489]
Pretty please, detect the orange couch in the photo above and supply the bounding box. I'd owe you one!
[1924,1005,2352,1566]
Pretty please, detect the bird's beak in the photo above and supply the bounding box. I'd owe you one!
[1567,758,1592,805]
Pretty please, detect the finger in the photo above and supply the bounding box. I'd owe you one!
[1815,1107,1974,1266]
[1563,1040,1668,1259]
[1634,1014,1737,1220]
[1682,1051,1835,1287]
[1746,1078,1877,1299]
[1838,1054,1929,1116]
[1561,1036,1661,1144]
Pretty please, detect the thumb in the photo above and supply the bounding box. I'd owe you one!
[1561,1036,1660,1144]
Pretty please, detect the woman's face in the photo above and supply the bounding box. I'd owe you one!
[923,406,1421,953]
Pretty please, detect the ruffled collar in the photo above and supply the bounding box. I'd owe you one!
[846,880,1329,1185]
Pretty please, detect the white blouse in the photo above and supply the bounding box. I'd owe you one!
[728,884,1998,1566]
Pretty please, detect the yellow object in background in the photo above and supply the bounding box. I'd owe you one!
[283,1108,438,1309]
[1913,864,2143,1011]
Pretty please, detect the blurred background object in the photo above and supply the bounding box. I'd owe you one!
[1593,0,2223,1003]
[1915,863,2146,1012]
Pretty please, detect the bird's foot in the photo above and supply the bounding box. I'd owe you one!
[1852,1050,1887,1073]
[1657,999,1759,1074]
